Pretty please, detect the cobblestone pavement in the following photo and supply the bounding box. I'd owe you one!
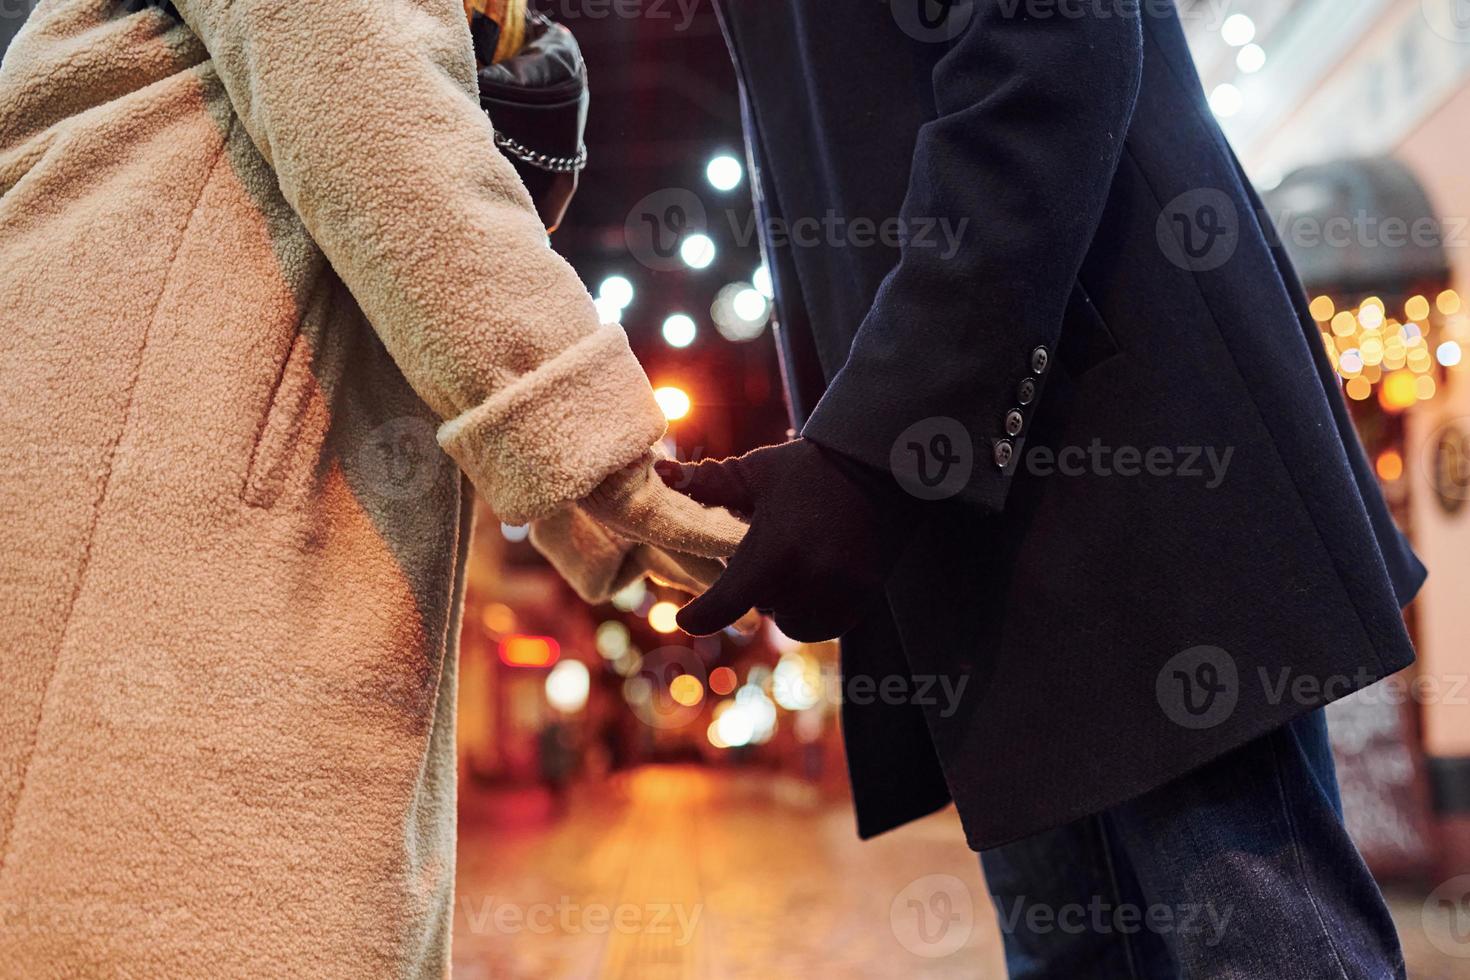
[452,765,1470,979]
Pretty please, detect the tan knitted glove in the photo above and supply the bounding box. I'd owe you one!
[530,450,747,604]
[529,504,728,604]
[580,451,749,559]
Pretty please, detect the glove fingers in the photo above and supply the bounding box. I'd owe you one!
[636,479,749,557]
[654,458,755,515]
[676,527,771,635]
[676,581,752,636]
[583,463,748,559]
[633,545,725,596]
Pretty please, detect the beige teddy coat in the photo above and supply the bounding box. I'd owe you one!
[0,1,723,975]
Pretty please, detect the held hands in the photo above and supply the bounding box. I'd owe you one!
[581,450,750,560]
[530,450,749,604]
[654,438,922,642]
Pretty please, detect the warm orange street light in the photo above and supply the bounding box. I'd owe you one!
[652,386,691,421]
[498,634,560,668]
[1376,449,1405,482]
[669,674,704,707]
[648,600,681,634]
[1379,370,1418,412]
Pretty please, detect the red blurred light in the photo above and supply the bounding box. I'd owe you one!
[498,635,560,668]
[709,666,737,696]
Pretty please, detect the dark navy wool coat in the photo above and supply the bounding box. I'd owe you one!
[715,0,1426,849]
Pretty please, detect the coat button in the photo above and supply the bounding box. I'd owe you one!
[1017,378,1037,405]
[993,440,1014,468]
[1005,409,1025,436]
[1031,346,1050,374]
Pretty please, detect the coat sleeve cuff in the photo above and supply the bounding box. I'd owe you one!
[437,325,667,524]
[801,373,1021,515]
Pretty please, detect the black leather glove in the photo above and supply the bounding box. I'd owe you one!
[654,439,922,642]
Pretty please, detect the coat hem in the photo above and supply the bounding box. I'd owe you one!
[955,647,1416,853]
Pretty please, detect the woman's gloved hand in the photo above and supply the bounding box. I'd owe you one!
[530,450,748,604]
[654,438,923,641]
[580,451,749,560]
[529,504,727,604]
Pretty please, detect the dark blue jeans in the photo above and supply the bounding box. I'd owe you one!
[980,711,1405,979]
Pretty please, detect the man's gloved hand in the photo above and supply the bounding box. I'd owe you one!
[654,439,922,642]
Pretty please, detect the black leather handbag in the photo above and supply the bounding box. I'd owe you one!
[471,9,590,232]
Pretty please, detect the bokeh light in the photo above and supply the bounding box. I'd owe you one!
[1221,13,1255,46]
[545,659,590,713]
[1380,370,1418,411]
[612,579,647,612]
[1210,83,1242,118]
[709,666,737,696]
[772,652,821,711]
[653,386,692,421]
[499,634,559,668]
[480,602,516,635]
[648,600,681,633]
[596,620,631,660]
[662,313,697,348]
[680,234,717,270]
[706,154,744,192]
[670,674,704,707]
[714,704,753,748]
[753,265,774,299]
[594,295,624,325]
[1376,450,1404,482]
[1236,43,1266,74]
[732,287,769,323]
[712,282,771,341]
[598,275,634,310]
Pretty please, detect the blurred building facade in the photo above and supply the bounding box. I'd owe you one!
[1186,0,1470,878]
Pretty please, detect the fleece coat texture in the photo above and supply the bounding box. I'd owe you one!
[0,1,740,975]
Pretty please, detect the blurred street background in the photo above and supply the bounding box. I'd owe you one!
[448,764,1470,978]
[450,767,997,979]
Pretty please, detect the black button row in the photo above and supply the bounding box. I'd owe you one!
[994,346,1050,469]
